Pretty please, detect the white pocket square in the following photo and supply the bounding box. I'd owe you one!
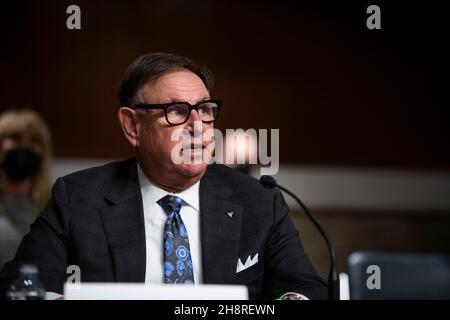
[236,253,259,273]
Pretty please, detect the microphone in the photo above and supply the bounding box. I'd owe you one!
[260,175,339,300]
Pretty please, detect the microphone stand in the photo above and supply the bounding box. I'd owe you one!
[260,175,339,300]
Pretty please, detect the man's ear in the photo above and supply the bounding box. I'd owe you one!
[118,107,140,147]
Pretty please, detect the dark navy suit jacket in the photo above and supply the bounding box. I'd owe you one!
[0,158,327,299]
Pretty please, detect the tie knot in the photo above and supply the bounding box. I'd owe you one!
[157,195,186,215]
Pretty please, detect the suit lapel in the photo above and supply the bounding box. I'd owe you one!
[99,159,146,282]
[200,165,243,284]
[97,161,243,284]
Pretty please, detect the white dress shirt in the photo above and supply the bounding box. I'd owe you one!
[137,164,203,284]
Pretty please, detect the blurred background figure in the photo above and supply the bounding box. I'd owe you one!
[0,109,53,268]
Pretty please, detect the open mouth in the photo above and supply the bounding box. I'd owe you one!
[176,142,214,164]
[182,143,205,151]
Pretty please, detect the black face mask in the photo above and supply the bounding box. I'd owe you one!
[2,148,42,181]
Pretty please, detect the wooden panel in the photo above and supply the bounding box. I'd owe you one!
[291,210,450,279]
[1,1,449,168]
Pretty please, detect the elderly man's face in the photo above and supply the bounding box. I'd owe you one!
[134,70,214,186]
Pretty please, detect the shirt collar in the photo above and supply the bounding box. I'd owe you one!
[137,163,200,212]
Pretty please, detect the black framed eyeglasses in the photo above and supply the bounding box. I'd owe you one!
[132,99,222,125]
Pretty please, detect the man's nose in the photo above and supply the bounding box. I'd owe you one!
[188,108,201,122]
[184,109,204,134]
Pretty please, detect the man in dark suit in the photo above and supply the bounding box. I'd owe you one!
[0,53,327,299]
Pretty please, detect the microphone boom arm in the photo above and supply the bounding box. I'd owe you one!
[260,175,339,300]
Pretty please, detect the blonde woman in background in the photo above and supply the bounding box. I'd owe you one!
[0,109,53,268]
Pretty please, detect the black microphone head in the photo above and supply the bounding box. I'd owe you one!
[260,175,277,189]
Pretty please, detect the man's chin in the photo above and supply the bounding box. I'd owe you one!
[174,162,208,178]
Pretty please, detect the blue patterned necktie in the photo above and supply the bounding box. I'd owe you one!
[157,195,194,284]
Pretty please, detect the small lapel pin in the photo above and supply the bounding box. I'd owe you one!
[226,211,234,218]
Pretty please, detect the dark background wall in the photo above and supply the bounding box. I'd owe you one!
[1,0,449,169]
[293,210,450,277]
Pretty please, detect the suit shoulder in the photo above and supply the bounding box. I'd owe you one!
[207,164,273,195]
